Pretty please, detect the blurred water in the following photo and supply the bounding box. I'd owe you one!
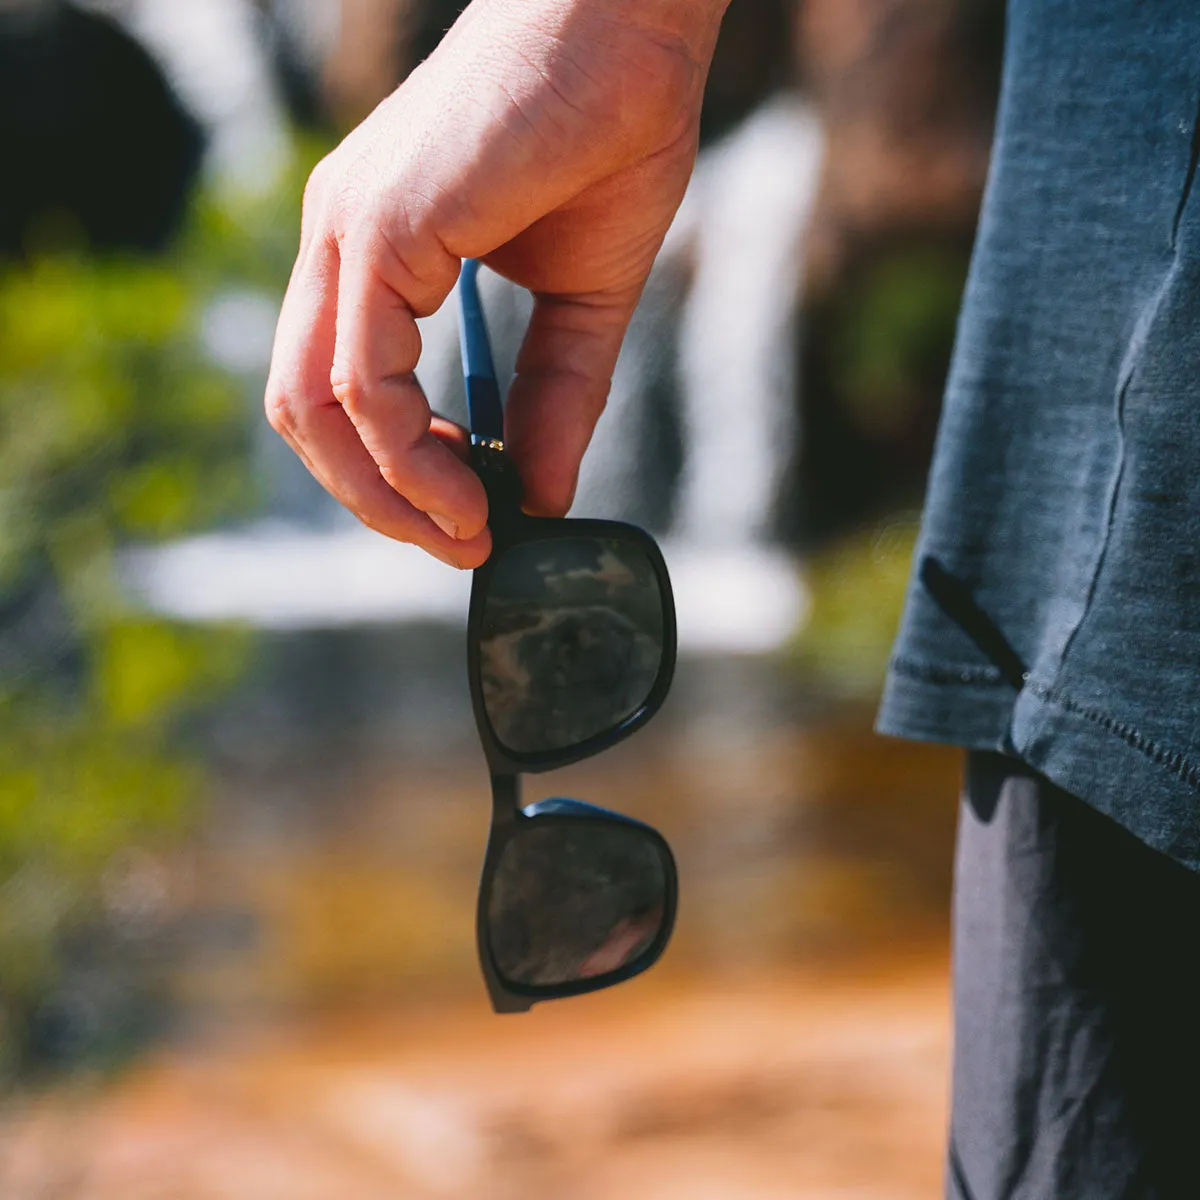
[1,636,960,1197]
[157,631,961,1016]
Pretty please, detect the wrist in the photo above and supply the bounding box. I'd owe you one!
[489,0,730,65]
[422,0,727,171]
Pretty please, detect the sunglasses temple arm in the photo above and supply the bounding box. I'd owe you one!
[457,259,505,444]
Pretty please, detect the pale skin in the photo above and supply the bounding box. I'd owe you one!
[265,0,730,568]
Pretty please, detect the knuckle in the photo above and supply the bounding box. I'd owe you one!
[373,437,425,499]
[581,378,610,421]
[311,152,393,249]
[338,477,386,536]
[356,508,387,537]
[303,152,336,206]
[560,370,612,423]
[330,371,366,417]
[356,504,410,547]
[334,371,430,449]
[329,163,385,242]
[612,31,702,141]
[301,156,336,233]
[264,383,297,437]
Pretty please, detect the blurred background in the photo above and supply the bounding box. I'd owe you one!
[0,0,1003,1194]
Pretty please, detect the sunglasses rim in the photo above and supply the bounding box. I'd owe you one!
[475,783,680,1013]
[465,446,679,1013]
[467,511,678,775]
[457,271,680,1013]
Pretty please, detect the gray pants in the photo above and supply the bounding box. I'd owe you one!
[950,752,1200,1200]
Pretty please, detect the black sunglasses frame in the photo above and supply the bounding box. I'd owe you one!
[475,783,679,1013]
[466,440,679,778]
[456,256,681,1012]
[466,437,680,1012]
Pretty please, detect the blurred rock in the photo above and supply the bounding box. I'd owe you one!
[317,0,407,126]
[0,1,202,255]
[85,0,293,197]
[786,0,1005,544]
[801,0,1004,285]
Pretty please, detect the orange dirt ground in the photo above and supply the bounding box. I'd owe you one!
[1,954,950,1200]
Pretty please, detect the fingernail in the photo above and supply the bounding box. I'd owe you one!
[430,512,458,539]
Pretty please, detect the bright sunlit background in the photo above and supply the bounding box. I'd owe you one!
[1,1,1004,1195]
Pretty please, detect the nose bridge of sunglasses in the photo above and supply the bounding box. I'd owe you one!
[489,772,521,819]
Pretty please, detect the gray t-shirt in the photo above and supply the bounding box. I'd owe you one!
[877,1,1200,869]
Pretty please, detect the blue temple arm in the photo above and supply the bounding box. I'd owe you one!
[456,259,505,443]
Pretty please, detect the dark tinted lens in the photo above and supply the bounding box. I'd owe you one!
[479,537,665,755]
[486,819,669,989]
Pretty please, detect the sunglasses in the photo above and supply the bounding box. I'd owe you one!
[455,260,679,1013]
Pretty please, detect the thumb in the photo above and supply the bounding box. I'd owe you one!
[501,288,641,517]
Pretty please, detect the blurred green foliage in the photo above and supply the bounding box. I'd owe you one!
[797,241,967,550]
[791,245,964,687]
[0,139,325,1078]
[831,247,966,441]
[792,515,921,697]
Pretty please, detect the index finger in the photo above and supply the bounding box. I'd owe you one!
[266,236,492,567]
[330,247,490,541]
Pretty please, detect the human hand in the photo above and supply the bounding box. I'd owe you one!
[265,0,728,568]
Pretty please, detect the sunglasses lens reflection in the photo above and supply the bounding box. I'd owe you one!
[486,819,669,989]
[479,537,665,756]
